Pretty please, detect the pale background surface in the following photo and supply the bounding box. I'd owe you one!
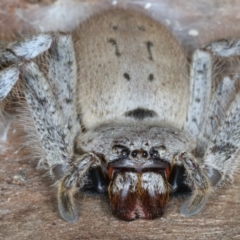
[0,1,240,239]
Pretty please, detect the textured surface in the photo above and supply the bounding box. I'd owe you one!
[1,1,240,239]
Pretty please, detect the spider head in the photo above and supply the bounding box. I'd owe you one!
[76,124,197,220]
[58,123,219,222]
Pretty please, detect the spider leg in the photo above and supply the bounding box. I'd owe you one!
[1,33,81,178]
[184,44,240,142]
[197,40,240,185]
[57,153,101,222]
[203,79,240,184]
[175,153,211,216]
[22,60,75,167]
[0,34,52,111]
[0,66,19,101]
[205,39,240,57]
[184,41,240,214]
[0,34,52,66]
[200,75,238,148]
[43,33,80,145]
[184,50,212,139]
[25,35,80,174]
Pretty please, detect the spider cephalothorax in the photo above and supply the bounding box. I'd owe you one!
[1,8,239,222]
[56,123,216,221]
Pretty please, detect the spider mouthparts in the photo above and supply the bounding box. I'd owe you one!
[108,171,170,221]
[107,159,170,179]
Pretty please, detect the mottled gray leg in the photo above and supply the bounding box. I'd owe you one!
[184,50,212,139]
[205,39,240,57]
[21,33,80,176]
[204,87,240,184]
[45,33,80,145]
[0,34,52,109]
[23,61,73,168]
[0,66,19,101]
[196,40,240,185]
[0,33,80,178]
[0,34,52,65]
[200,75,238,147]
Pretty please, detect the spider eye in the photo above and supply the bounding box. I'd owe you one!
[150,148,159,159]
[142,151,148,158]
[121,149,130,158]
[131,150,138,157]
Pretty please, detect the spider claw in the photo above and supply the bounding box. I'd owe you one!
[52,163,68,180]
[57,180,79,222]
[205,166,222,186]
[179,192,208,216]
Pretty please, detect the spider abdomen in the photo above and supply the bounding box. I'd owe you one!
[73,9,189,130]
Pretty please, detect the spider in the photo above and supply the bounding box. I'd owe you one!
[1,8,240,222]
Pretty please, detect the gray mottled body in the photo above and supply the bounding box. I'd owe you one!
[1,8,240,222]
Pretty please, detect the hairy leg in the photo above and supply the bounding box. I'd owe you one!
[0,33,80,178]
[57,153,102,222]
[205,39,240,57]
[204,85,240,184]
[198,40,240,184]
[200,75,238,147]
[174,152,211,216]
[184,40,240,213]
[184,49,212,139]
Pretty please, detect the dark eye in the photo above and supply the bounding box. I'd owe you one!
[121,148,130,158]
[131,150,138,158]
[142,151,148,158]
[150,148,159,159]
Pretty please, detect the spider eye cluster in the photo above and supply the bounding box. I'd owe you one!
[117,145,161,160]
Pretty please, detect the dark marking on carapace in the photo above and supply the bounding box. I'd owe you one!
[148,74,154,81]
[108,38,121,57]
[125,108,157,120]
[145,41,154,61]
[123,73,130,81]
